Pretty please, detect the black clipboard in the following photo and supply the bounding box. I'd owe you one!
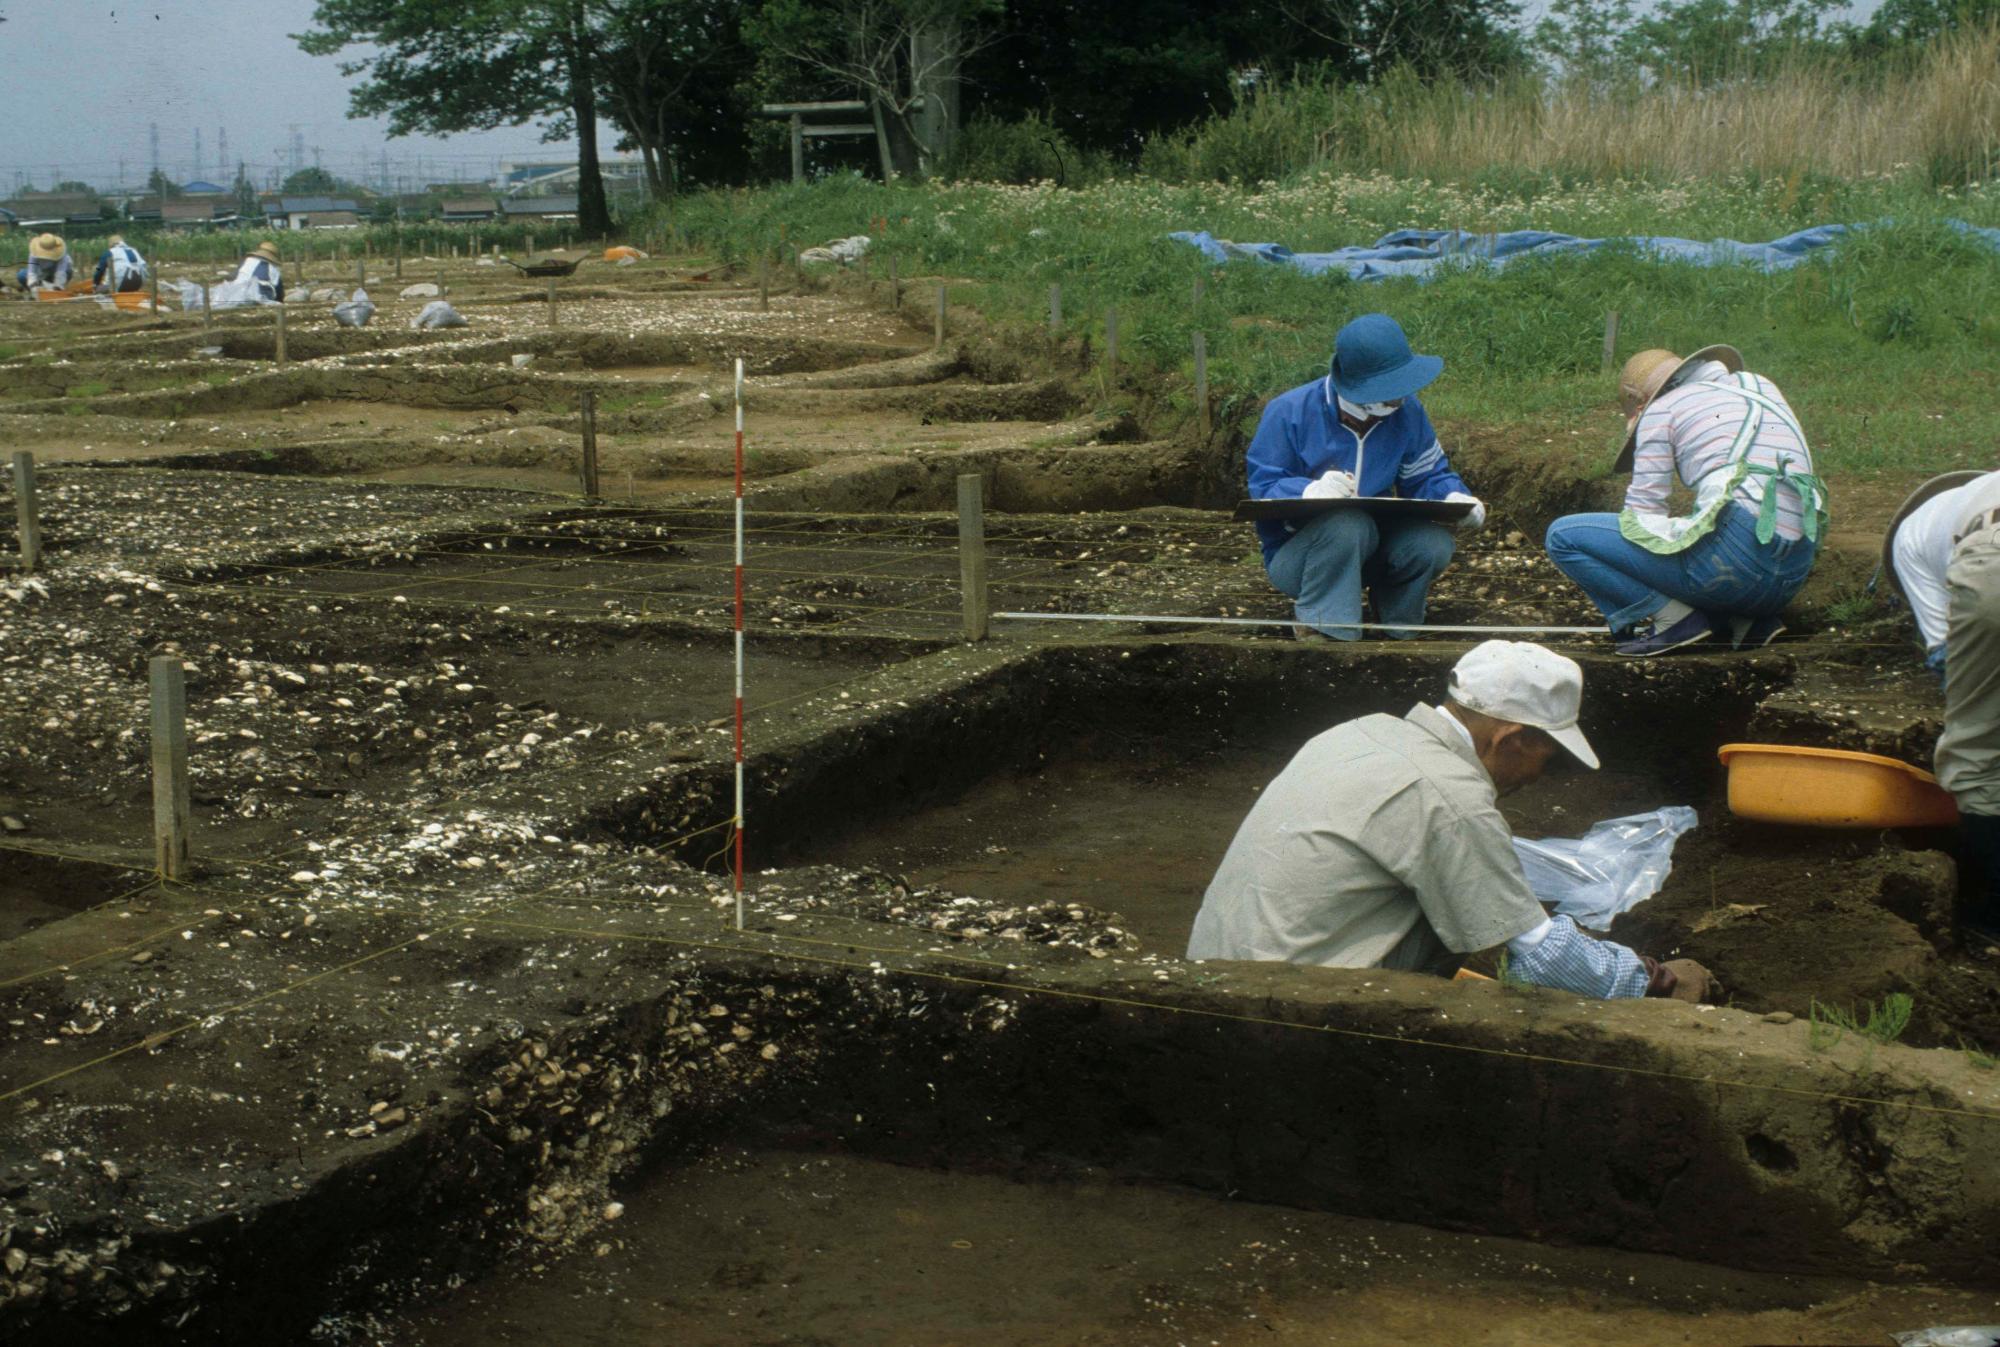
[1233,497,1475,524]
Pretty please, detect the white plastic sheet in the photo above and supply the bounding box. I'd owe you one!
[332,288,375,328]
[798,235,871,267]
[1893,1329,2000,1347]
[410,300,466,330]
[1512,807,1698,930]
[177,278,275,311]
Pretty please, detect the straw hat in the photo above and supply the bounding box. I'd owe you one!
[29,233,64,262]
[1614,343,1744,471]
[1880,470,1987,608]
[249,241,281,265]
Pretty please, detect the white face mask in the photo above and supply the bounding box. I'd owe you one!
[1337,392,1403,419]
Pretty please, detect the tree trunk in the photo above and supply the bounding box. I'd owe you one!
[910,18,963,173]
[567,4,613,238]
[869,99,899,181]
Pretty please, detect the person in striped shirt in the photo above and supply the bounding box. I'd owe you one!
[1545,346,1827,657]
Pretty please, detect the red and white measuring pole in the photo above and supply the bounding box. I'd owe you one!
[733,357,746,932]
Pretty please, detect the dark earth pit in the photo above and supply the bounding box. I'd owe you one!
[381,1147,2000,1347]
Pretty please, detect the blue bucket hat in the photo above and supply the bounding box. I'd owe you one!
[1329,313,1442,404]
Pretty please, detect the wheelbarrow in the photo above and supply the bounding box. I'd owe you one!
[497,256,586,278]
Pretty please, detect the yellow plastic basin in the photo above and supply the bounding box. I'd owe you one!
[1717,743,1960,828]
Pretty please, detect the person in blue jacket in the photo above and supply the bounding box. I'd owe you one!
[1247,313,1486,639]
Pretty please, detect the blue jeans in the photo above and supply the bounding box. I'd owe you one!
[1265,510,1456,640]
[1544,504,1818,633]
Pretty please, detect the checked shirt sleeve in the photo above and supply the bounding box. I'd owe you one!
[1506,914,1652,998]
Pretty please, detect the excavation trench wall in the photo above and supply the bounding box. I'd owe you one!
[13,641,1998,1346]
[615,641,1790,870]
[22,921,2000,1345]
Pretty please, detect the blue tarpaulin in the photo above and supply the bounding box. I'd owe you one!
[1168,221,2000,282]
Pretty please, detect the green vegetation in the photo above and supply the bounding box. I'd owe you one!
[1126,25,2000,189]
[1823,585,1881,625]
[1809,992,1916,1049]
[651,169,2000,480]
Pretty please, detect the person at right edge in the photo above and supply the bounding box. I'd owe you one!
[1883,469,2000,944]
[1544,345,1828,657]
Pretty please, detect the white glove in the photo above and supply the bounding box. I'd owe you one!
[1445,491,1487,530]
[1301,470,1357,501]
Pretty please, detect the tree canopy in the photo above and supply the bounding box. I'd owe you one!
[281,167,340,195]
[293,0,1994,202]
[298,0,615,235]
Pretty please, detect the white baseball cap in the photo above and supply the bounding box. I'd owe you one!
[1447,640,1599,769]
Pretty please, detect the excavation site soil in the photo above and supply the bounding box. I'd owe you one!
[5,245,1999,1346]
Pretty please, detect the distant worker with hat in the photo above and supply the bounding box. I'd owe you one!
[1245,312,1487,639]
[1882,469,2000,942]
[15,234,72,292]
[1545,345,1826,657]
[92,235,149,294]
[233,241,286,304]
[1189,641,1718,1001]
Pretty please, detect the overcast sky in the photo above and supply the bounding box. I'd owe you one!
[0,0,584,194]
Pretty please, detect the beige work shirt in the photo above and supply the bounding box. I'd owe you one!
[1187,703,1546,971]
[1936,474,2000,812]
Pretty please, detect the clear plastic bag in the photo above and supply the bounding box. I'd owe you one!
[1512,807,1698,930]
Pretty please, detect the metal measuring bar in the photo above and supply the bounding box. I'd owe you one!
[991,611,1604,636]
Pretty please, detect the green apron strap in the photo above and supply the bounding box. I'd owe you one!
[1755,467,1782,544]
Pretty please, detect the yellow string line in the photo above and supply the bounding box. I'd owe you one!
[0,931,437,1104]
[0,914,204,992]
[0,811,748,1103]
[800,533,1167,637]
[463,911,2000,1126]
[0,815,740,997]
[188,567,966,623]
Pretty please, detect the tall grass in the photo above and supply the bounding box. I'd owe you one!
[1140,24,2000,187]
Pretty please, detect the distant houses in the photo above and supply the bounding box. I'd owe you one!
[441,196,499,222]
[164,199,237,229]
[499,195,580,222]
[263,196,364,230]
[3,193,106,229]
[0,176,601,238]
[123,196,240,230]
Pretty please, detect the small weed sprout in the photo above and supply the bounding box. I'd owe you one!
[1823,585,1879,626]
[1809,993,1915,1051]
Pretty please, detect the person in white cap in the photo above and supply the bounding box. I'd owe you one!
[1188,641,1717,1000]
